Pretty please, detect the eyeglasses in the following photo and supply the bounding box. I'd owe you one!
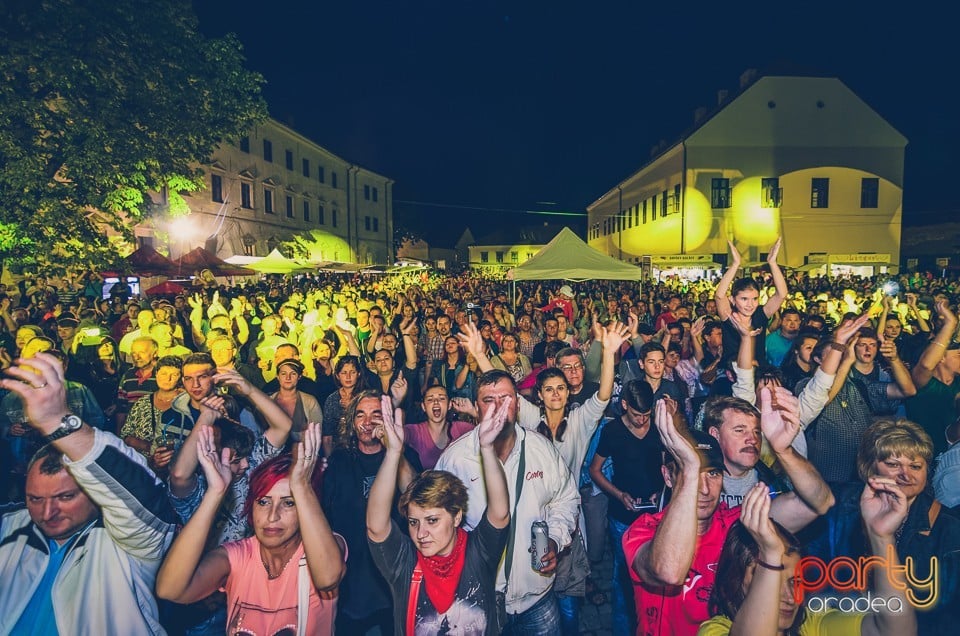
[559,363,584,372]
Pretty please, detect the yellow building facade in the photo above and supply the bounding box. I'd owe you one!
[587,75,907,273]
[139,118,394,265]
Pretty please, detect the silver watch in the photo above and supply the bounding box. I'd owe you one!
[44,414,83,442]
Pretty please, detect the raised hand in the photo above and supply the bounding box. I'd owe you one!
[653,398,699,473]
[376,394,405,453]
[477,394,511,448]
[690,316,706,339]
[759,386,801,454]
[860,477,908,540]
[389,374,409,405]
[740,482,784,557]
[626,312,640,340]
[729,311,761,337]
[833,313,871,345]
[213,368,252,396]
[601,320,631,353]
[727,239,742,268]
[195,424,233,495]
[197,395,227,421]
[766,237,782,265]
[290,422,321,491]
[450,397,478,419]
[878,336,899,361]
[455,321,485,358]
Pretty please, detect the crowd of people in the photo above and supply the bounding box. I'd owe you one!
[1,239,960,636]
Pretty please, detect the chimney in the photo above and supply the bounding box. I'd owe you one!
[717,89,729,104]
[693,106,707,123]
[739,68,758,89]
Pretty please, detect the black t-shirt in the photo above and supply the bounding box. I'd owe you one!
[720,310,770,368]
[595,418,665,524]
[569,381,600,408]
[323,445,423,620]
[369,514,509,636]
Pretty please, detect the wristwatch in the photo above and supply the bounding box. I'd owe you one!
[44,414,84,443]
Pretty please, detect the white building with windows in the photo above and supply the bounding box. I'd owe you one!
[140,118,394,265]
[586,72,907,273]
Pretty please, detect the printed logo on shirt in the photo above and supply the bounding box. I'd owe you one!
[525,470,543,481]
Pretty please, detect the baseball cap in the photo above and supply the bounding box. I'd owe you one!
[664,429,726,473]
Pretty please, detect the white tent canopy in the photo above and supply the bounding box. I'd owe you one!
[508,227,642,281]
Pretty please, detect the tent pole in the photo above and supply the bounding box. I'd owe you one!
[512,280,516,313]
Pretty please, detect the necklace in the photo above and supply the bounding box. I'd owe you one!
[261,549,295,580]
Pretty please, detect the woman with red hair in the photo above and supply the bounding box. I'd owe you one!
[157,422,346,635]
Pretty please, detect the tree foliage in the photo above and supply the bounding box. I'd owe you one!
[0,0,268,271]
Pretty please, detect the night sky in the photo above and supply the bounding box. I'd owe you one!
[193,1,955,247]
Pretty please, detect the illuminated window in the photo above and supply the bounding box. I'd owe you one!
[211,174,223,203]
[861,178,879,208]
[285,150,293,170]
[811,178,829,208]
[240,182,253,209]
[263,139,273,162]
[285,195,294,218]
[302,158,310,177]
[263,188,274,214]
[761,178,782,208]
[711,178,731,208]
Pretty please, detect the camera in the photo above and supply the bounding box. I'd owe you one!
[215,384,229,396]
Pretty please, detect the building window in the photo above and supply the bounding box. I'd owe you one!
[811,178,830,208]
[373,187,379,202]
[861,177,879,208]
[373,218,379,232]
[263,139,273,162]
[651,195,658,220]
[263,188,274,214]
[364,185,370,200]
[242,242,255,257]
[303,201,310,222]
[318,203,325,225]
[661,190,668,218]
[240,182,253,209]
[761,178,782,208]
[332,209,338,227]
[302,158,310,177]
[211,174,223,203]
[239,136,250,153]
[642,200,647,224]
[527,252,534,260]
[318,166,325,183]
[711,178,731,208]
[285,195,294,218]
[285,150,293,170]
[634,204,639,225]
[331,172,338,189]
[480,251,489,263]
[511,251,518,263]
[496,252,504,263]
[365,216,371,231]
[673,184,681,212]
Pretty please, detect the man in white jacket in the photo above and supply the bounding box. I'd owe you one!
[0,352,177,635]
[436,369,580,635]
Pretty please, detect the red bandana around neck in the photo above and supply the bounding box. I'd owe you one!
[416,527,468,615]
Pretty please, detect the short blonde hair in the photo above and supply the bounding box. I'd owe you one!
[398,470,468,524]
[857,418,933,482]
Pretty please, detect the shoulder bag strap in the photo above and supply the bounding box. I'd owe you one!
[921,500,942,537]
[407,564,423,636]
[297,556,309,636]
[502,436,526,592]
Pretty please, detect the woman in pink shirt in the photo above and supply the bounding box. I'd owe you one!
[403,385,474,469]
[157,422,346,636]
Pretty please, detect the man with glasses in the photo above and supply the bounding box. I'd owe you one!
[556,347,598,408]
